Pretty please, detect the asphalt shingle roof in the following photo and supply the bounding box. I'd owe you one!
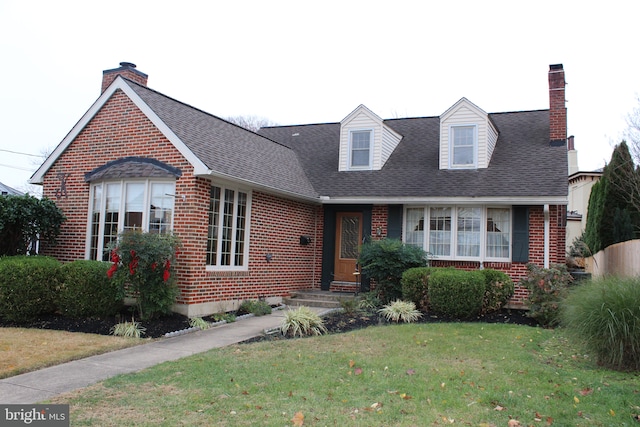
[123,78,566,201]
[259,110,568,199]
[126,81,319,199]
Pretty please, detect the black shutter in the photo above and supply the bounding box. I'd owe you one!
[512,206,529,263]
[387,205,403,239]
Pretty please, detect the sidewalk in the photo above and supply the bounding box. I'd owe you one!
[0,306,327,404]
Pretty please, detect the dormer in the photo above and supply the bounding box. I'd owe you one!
[339,105,403,171]
[439,98,498,170]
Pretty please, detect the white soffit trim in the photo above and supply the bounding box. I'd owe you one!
[30,77,210,184]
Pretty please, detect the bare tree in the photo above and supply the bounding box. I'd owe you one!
[225,115,278,132]
[625,95,640,164]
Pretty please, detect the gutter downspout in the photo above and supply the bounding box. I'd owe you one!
[544,204,550,268]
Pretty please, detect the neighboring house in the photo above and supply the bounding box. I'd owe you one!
[0,181,23,196]
[31,62,569,316]
[566,168,603,252]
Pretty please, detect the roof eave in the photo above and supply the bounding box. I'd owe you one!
[318,195,568,205]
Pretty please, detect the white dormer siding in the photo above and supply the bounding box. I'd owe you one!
[339,105,402,171]
[439,98,498,170]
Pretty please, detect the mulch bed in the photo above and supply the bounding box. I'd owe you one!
[0,307,538,340]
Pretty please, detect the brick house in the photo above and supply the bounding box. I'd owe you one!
[31,63,568,316]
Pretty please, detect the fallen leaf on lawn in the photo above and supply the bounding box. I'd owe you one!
[292,411,304,426]
[354,367,363,375]
[406,369,415,375]
[478,423,496,427]
[349,360,355,368]
[546,416,554,425]
[400,393,412,400]
[579,388,593,396]
[371,402,383,409]
[241,390,249,395]
[609,409,616,416]
[574,396,580,404]
[387,390,398,394]
[507,420,521,427]
[494,405,504,411]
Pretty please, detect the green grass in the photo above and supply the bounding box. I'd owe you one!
[51,323,640,426]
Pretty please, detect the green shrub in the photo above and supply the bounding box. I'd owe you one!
[520,263,573,327]
[358,239,429,303]
[428,269,485,319]
[479,268,514,314]
[107,231,181,320]
[237,299,272,316]
[58,260,124,318]
[0,256,61,322]
[338,298,360,315]
[281,306,327,337]
[401,267,436,311]
[379,300,423,323]
[562,277,640,371]
[0,195,66,256]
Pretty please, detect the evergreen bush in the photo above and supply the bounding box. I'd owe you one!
[0,256,61,322]
[358,239,429,303]
[520,263,573,327]
[58,260,124,318]
[428,269,484,319]
[107,231,180,320]
[479,268,514,314]
[401,267,435,311]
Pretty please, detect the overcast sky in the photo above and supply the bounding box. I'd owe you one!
[1,0,638,194]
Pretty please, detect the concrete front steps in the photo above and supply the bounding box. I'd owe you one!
[283,290,357,309]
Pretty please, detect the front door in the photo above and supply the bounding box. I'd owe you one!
[334,212,363,282]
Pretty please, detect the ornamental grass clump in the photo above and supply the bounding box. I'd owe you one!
[107,230,181,320]
[281,306,327,337]
[379,300,423,323]
[110,317,146,338]
[561,276,640,371]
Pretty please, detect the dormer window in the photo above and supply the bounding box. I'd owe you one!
[350,130,372,169]
[451,125,477,168]
[439,98,498,170]
[339,105,402,172]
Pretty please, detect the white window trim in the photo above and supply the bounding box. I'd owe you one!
[205,184,252,272]
[448,124,478,169]
[348,129,374,170]
[403,205,512,262]
[85,179,176,260]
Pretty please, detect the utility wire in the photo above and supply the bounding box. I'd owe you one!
[0,163,35,172]
[0,148,42,158]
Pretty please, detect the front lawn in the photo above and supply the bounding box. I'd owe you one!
[0,328,142,379]
[50,322,640,426]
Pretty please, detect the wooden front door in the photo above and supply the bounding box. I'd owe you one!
[334,212,363,282]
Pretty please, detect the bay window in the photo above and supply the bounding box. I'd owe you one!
[87,180,175,261]
[404,206,511,261]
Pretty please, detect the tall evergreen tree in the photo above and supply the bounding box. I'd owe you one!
[584,141,640,253]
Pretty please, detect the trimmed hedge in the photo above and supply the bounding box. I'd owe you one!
[428,269,485,319]
[401,267,435,311]
[479,269,514,314]
[0,256,61,322]
[58,260,124,318]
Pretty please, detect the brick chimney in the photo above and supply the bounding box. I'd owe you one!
[101,62,148,93]
[548,64,567,146]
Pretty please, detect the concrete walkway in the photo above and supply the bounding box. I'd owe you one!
[0,306,328,404]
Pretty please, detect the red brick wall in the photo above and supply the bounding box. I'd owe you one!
[176,191,322,306]
[371,205,387,240]
[41,90,193,262]
[40,90,323,314]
